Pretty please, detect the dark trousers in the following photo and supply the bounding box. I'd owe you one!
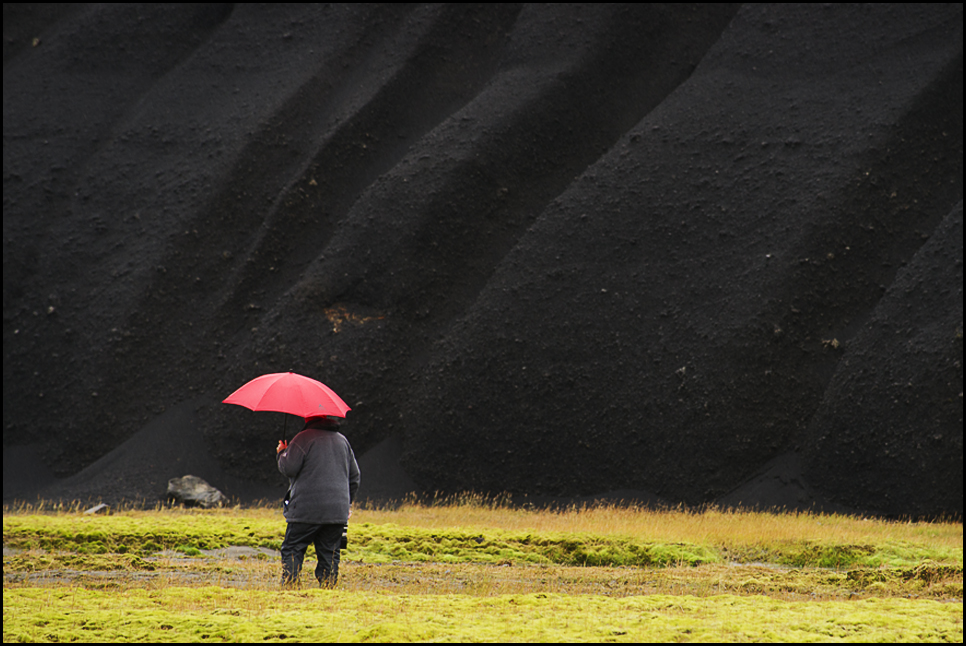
[280,522,343,587]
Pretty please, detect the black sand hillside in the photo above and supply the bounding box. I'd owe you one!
[3,4,962,517]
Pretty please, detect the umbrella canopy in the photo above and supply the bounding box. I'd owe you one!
[222,372,351,419]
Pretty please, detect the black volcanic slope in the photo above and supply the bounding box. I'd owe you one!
[3,4,962,517]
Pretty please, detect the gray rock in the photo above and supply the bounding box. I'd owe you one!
[166,475,225,509]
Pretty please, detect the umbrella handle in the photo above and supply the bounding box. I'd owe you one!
[282,415,288,443]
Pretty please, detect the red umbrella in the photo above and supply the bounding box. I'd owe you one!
[222,372,351,419]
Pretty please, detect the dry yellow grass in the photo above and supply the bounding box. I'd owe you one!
[352,494,962,552]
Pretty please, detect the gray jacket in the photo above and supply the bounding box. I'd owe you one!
[277,426,360,524]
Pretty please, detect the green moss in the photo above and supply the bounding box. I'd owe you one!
[175,545,203,557]
[3,587,962,643]
[723,540,962,570]
[4,552,158,572]
[345,523,721,568]
[3,512,285,556]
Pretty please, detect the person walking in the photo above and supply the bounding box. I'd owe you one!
[276,414,361,587]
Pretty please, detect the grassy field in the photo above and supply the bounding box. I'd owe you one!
[3,497,963,642]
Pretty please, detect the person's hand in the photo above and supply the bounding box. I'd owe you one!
[276,440,288,454]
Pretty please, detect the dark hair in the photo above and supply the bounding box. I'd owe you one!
[303,415,341,431]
